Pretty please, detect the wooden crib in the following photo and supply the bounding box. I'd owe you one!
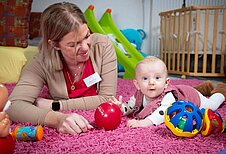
[159,6,226,77]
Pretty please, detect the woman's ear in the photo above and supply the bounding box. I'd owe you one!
[133,79,140,90]
[48,39,60,50]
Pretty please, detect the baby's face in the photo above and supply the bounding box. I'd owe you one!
[134,61,169,101]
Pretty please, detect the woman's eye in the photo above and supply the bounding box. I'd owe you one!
[68,43,76,48]
[85,33,91,39]
[156,77,160,80]
[69,45,75,47]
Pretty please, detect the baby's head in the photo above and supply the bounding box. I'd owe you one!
[133,56,169,101]
[135,56,168,77]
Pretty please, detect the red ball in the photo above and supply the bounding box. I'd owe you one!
[95,102,122,130]
[0,134,15,154]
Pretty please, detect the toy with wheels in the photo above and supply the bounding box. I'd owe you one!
[164,100,203,137]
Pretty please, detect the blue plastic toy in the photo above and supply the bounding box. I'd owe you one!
[120,28,146,51]
[164,100,203,137]
[118,28,148,72]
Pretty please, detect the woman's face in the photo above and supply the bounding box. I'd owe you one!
[58,24,92,64]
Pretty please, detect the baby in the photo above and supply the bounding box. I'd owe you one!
[110,56,225,128]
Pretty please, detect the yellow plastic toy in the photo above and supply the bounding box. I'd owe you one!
[165,101,203,138]
[165,101,226,138]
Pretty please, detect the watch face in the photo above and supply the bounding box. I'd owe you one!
[52,102,60,111]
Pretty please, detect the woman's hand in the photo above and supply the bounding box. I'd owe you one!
[57,113,93,134]
[0,112,11,137]
[108,96,123,108]
[127,118,153,128]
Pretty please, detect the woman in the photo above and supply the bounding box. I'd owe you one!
[6,2,117,134]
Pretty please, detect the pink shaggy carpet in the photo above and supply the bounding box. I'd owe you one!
[4,78,226,154]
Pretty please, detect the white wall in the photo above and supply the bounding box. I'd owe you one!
[31,0,152,54]
[31,0,144,29]
[31,0,226,56]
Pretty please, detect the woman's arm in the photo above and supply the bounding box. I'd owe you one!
[6,56,49,124]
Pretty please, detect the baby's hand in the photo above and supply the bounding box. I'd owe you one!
[108,96,123,108]
[0,112,11,137]
[127,118,153,128]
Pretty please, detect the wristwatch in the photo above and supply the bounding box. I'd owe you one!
[52,100,60,111]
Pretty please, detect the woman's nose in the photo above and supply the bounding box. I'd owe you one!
[80,40,90,48]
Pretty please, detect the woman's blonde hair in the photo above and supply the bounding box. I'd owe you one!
[39,2,86,71]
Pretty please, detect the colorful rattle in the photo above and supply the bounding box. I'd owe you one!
[11,125,43,141]
[164,100,203,137]
[165,101,226,137]
[201,109,225,136]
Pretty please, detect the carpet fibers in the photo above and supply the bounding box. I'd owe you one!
[5,78,226,154]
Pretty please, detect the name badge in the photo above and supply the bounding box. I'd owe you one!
[83,72,102,87]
